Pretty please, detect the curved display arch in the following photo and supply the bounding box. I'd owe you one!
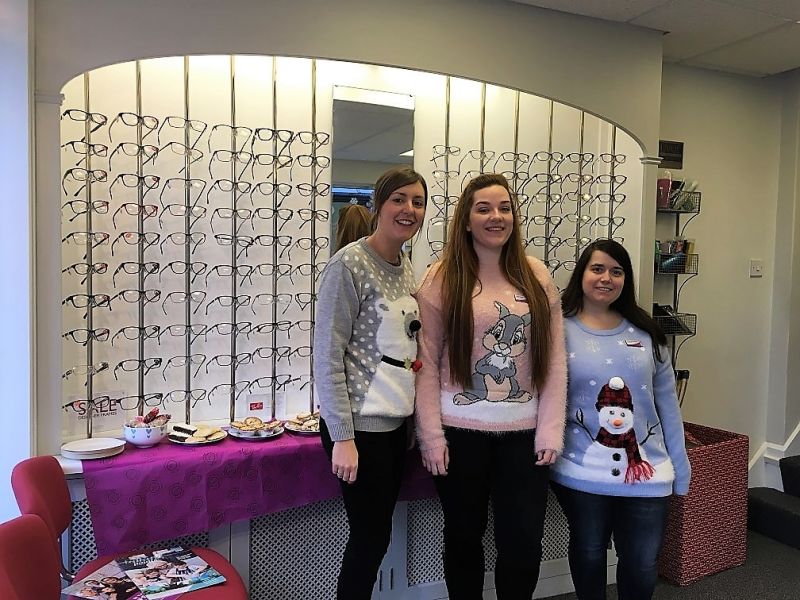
[51,55,644,445]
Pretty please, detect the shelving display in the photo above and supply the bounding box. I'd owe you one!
[655,189,702,364]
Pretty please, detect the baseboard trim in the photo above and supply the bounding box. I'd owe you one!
[749,419,800,490]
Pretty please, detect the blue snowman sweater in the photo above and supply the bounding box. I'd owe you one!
[551,316,691,497]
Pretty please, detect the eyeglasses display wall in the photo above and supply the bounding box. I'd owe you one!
[58,56,643,441]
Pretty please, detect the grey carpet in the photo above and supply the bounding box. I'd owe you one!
[546,531,800,600]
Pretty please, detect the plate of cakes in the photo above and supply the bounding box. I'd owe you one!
[284,411,320,435]
[228,416,284,441]
[168,423,227,445]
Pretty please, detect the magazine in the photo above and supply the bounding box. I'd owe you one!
[115,546,226,599]
[61,559,143,600]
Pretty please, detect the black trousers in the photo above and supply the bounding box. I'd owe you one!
[434,427,550,600]
[320,419,407,600]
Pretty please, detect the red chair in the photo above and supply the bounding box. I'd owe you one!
[0,514,61,600]
[11,455,248,599]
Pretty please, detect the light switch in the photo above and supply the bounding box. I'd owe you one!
[749,259,764,278]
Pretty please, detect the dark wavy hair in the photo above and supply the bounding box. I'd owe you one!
[561,239,667,362]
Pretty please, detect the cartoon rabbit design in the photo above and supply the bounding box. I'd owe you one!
[453,301,532,405]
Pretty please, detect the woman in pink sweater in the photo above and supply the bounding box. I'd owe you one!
[416,173,567,599]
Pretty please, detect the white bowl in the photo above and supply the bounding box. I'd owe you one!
[123,423,168,448]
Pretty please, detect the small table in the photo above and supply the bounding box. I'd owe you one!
[80,430,435,555]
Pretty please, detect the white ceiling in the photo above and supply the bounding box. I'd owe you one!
[332,100,414,164]
[511,0,800,77]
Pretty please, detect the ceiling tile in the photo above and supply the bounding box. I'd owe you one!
[631,0,790,59]
[714,0,800,21]
[510,0,668,22]
[683,22,800,76]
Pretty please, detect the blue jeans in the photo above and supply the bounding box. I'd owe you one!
[552,482,670,600]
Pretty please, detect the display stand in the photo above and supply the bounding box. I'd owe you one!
[654,190,701,366]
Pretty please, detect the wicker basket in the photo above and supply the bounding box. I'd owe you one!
[658,422,749,585]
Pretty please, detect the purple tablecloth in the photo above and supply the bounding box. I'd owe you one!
[82,431,435,555]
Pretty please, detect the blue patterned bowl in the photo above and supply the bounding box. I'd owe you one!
[123,423,168,447]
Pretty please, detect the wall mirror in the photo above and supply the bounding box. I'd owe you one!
[331,86,414,252]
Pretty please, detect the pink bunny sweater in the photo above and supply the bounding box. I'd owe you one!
[415,256,567,454]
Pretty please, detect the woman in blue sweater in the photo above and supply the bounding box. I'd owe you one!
[551,239,691,600]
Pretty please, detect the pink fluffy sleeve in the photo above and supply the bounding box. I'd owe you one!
[528,257,567,454]
[413,265,448,451]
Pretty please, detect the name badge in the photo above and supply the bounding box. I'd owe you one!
[625,339,643,348]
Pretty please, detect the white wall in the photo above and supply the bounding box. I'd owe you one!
[34,0,664,154]
[0,0,32,520]
[775,69,800,442]
[659,64,784,458]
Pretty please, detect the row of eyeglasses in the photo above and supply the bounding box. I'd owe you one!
[60,173,332,208]
[62,344,313,382]
[62,290,319,318]
[62,225,329,256]
[62,373,313,414]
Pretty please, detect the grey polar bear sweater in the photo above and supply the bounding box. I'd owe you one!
[313,238,421,442]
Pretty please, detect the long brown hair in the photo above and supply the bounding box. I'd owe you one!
[437,173,552,389]
[335,203,373,251]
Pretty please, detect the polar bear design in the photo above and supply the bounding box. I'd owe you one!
[361,295,421,418]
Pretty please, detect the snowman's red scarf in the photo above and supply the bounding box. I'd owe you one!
[595,427,655,484]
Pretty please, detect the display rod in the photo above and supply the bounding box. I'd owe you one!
[442,77,452,244]
[135,60,146,418]
[607,125,618,236]
[268,56,280,421]
[227,54,240,424]
[83,72,96,439]
[479,82,486,174]
[573,111,587,263]
[542,101,556,265]
[307,58,319,414]
[182,55,194,426]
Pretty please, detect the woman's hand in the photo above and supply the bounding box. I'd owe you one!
[332,439,358,483]
[421,445,449,476]
[535,449,558,466]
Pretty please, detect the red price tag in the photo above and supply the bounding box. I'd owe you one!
[250,402,264,410]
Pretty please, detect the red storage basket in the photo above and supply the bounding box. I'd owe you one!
[658,422,749,585]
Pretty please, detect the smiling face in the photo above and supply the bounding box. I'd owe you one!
[581,250,625,310]
[598,405,635,433]
[467,184,514,254]
[373,180,426,246]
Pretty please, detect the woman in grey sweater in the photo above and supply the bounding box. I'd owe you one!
[313,166,427,600]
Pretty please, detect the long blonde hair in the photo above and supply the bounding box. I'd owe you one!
[437,173,552,389]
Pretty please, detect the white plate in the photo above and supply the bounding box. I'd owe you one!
[61,445,125,461]
[169,430,228,446]
[228,426,284,441]
[61,437,126,454]
[284,422,320,435]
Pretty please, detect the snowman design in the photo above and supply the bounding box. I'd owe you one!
[580,376,655,484]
